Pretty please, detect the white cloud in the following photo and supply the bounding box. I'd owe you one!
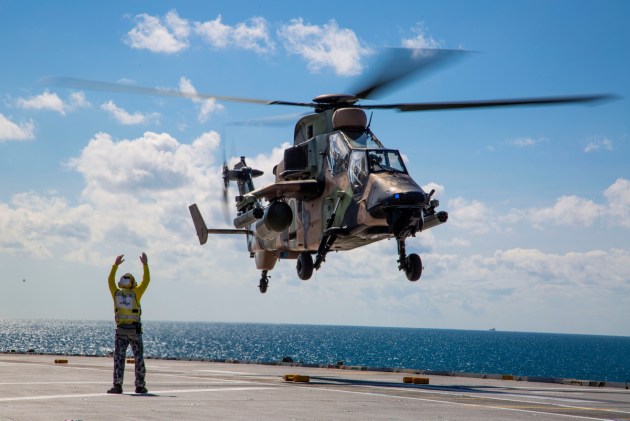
[1,128,628,333]
[0,193,93,258]
[193,15,230,48]
[529,195,604,228]
[16,91,65,114]
[604,178,630,227]
[125,10,190,54]
[100,100,159,125]
[509,179,630,229]
[195,16,274,54]
[449,178,630,232]
[232,17,274,53]
[506,137,546,148]
[0,113,35,141]
[56,131,224,269]
[178,77,225,123]
[584,137,613,153]
[401,24,441,49]
[447,197,501,234]
[278,18,371,76]
[69,92,91,109]
[422,182,445,198]
[126,11,275,55]
[15,91,91,115]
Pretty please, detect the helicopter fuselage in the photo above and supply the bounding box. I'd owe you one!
[243,108,447,274]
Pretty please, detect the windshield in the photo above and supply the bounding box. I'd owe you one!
[366,150,407,173]
[341,130,383,149]
[348,149,407,194]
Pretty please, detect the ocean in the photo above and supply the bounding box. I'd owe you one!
[1,320,629,383]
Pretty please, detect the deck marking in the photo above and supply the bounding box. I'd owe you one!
[0,386,276,402]
[305,386,624,421]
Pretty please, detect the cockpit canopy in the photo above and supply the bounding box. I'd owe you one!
[327,130,408,195]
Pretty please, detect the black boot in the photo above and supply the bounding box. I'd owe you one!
[107,384,123,394]
[135,386,148,394]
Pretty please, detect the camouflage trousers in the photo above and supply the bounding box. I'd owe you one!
[113,332,146,387]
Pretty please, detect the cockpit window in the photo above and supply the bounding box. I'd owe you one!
[341,130,383,149]
[349,151,368,193]
[367,150,407,173]
[348,149,407,195]
[328,132,350,176]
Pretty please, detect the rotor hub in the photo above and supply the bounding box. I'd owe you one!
[312,94,358,105]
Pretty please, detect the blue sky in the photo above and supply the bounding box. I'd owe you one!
[1,0,629,335]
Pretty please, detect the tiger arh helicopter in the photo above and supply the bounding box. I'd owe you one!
[185,48,613,293]
[42,48,614,293]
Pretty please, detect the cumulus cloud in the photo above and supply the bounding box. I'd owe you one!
[422,182,445,198]
[604,178,630,227]
[15,91,91,115]
[420,247,630,313]
[178,77,225,123]
[584,137,613,153]
[194,15,274,54]
[0,113,35,141]
[0,193,93,258]
[278,18,372,76]
[100,100,159,125]
[401,24,442,49]
[505,137,547,148]
[125,11,275,55]
[68,131,217,196]
[525,195,605,228]
[125,10,190,53]
[126,12,460,78]
[1,126,628,331]
[447,197,501,234]
[511,179,630,229]
[450,178,630,231]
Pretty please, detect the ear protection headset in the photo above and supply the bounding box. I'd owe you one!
[118,273,136,289]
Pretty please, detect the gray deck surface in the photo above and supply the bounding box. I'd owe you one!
[1,354,629,420]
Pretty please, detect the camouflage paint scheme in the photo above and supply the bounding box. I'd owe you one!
[246,108,441,271]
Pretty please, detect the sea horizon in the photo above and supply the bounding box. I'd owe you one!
[2,319,630,383]
[1,317,628,339]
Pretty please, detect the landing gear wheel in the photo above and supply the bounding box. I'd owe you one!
[259,270,269,293]
[405,253,422,281]
[296,252,314,280]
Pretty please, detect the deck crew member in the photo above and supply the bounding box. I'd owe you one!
[107,252,150,394]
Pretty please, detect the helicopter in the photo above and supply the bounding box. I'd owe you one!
[184,48,614,293]
[42,48,615,293]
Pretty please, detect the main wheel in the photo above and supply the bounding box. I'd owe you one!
[259,278,268,293]
[259,271,269,293]
[405,253,422,281]
[297,252,314,280]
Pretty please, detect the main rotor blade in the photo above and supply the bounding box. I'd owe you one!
[351,48,472,100]
[360,94,618,112]
[225,112,307,127]
[37,76,274,105]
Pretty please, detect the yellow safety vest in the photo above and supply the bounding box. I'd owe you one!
[114,289,141,324]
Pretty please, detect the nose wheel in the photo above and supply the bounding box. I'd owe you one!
[397,239,423,281]
[404,253,423,281]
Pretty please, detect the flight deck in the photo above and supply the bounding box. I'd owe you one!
[1,354,629,420]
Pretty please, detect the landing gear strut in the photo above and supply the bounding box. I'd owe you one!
[397,238,423,281]
[313,197,342,271]
[258,270,269,293]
